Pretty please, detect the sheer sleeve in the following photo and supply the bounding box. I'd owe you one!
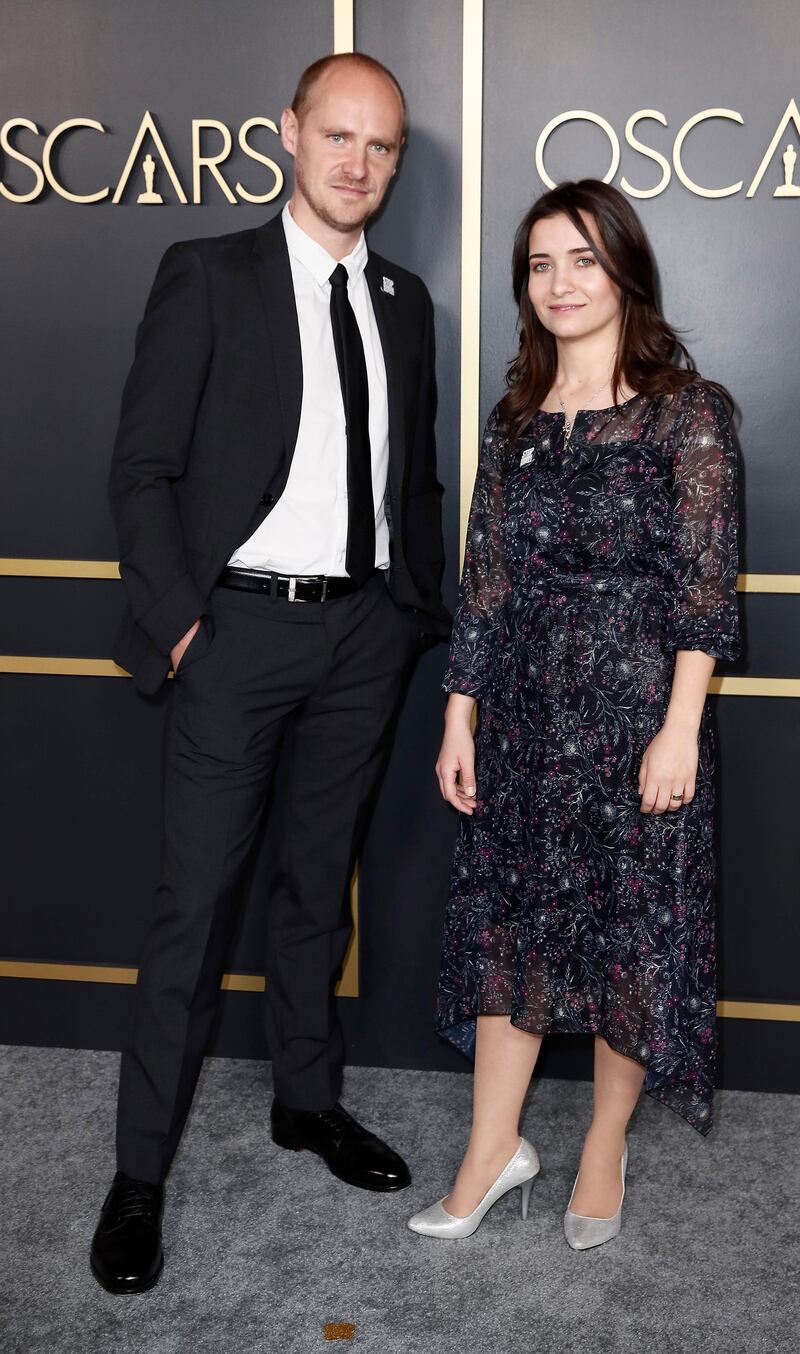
[665,382,741,663]
[443,407,511,697]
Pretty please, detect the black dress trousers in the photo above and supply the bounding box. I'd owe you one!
[116,572,419,1185]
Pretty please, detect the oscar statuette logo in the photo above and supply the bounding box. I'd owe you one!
[774,143,800,196]
[136,152,163,204]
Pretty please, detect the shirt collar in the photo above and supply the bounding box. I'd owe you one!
[282,202,368,289]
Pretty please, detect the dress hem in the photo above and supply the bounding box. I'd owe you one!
[436,1008,714,1137]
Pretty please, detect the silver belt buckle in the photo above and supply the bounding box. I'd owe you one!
[320,577,328,602]
[288,576,297,602]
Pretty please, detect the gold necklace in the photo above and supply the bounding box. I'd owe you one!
[556,376,612,445]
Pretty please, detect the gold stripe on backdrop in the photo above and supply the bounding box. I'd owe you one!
[716,1000,800,1022]
[0,657,130,677]
[0,875,359,997]
[0,959,357,998]
[737,574,800,593]
[333,0,354,54]
[708,676,800,698]
[1,560,800,593]
[0,559,120,578]
[3,657,800,696]
[0,960,795,1020]
[0,961,138,985]
[1,561,800,592]
[459,0,484,562]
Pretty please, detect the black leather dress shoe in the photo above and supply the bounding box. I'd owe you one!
[90,1172,164,1294]
[271,1100,411,1192]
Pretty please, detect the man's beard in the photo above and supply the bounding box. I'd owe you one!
[295,161,374,234]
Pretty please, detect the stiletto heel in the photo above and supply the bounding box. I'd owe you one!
[520,1174,535,1220]
[407,1138,540,1239]
[564,1142,628,1251]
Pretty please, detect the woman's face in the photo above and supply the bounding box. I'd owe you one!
[527,211,622,343]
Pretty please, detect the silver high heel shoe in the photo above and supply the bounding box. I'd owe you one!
[563,1142,628,1251]
[407,1138,540,1239]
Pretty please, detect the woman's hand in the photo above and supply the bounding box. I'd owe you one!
[638,720,699,814]
[639,649,714,813]
[436,694,478,814]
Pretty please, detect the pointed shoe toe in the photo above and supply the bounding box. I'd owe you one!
[407,1199,463,1237]
[407,1138,540,1240]
[563,1209,622,1251]
[564,1143,628,1252]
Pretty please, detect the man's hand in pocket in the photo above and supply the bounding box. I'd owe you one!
[170,619,201,673]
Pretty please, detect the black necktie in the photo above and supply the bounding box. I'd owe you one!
[329,263,375,584]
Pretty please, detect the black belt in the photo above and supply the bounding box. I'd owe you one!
[218,566,374,602]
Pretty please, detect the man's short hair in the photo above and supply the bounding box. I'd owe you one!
[291,53,408,138]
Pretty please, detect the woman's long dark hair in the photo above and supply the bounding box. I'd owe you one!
[498,179,732,437]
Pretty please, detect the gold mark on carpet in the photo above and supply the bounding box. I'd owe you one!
[323,1322,356,1341]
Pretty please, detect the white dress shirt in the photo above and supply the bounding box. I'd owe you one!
[229,202,390,577]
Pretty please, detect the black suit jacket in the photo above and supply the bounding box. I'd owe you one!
[109,212,451,694]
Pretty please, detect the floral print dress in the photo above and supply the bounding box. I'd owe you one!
[438,382,741,1132]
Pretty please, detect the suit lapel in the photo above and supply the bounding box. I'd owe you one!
[366,260,407,507]
[250,226,408,513]
[251,215,302,461]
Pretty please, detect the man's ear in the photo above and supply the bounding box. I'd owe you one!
[280,106,298,156]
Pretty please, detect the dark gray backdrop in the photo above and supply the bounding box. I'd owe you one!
[1,0,797,1093]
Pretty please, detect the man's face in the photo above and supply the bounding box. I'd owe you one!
[281,65,404,235]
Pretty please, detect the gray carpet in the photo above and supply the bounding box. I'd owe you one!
[1,1046,798,1354]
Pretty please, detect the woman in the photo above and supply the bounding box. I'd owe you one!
[408,180,741,1247]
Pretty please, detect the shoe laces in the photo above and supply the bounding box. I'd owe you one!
[114,1177,160,1224]
[315,1107,350,1134]
[313,1105,369,1146]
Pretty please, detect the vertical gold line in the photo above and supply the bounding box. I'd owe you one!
[333,0,354,53]
[460,0,484,563]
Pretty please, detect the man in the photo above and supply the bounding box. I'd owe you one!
[90,52,450,1294]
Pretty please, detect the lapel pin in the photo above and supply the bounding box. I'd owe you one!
[381,276,395,296]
